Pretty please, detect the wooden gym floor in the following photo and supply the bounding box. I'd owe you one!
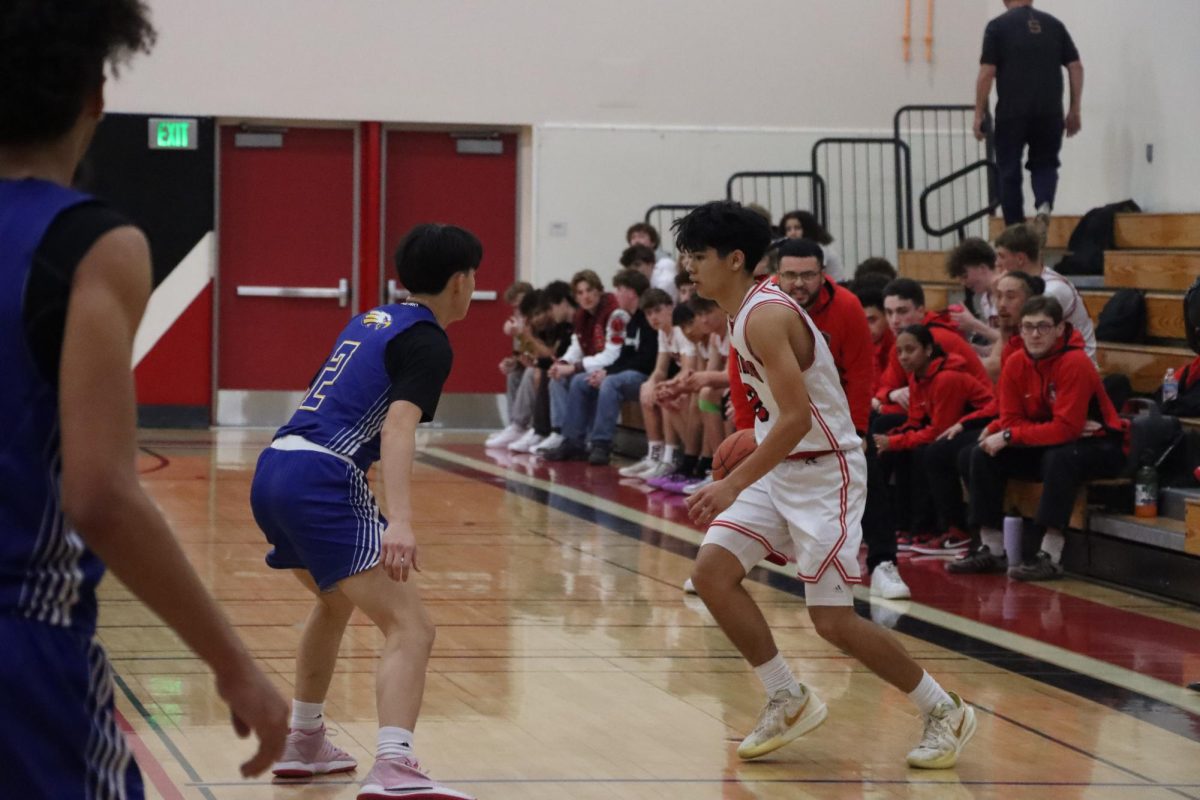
[105,429,1200,799]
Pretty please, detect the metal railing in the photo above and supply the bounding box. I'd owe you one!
[724,172,827,228]
[810,137,912,269]
[919,160,999,240]
[643,204,699,254]
[895,105,994,250]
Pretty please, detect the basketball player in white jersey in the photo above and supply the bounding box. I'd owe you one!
[675,202,975,769]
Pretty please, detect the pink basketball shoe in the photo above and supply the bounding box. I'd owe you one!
[357,754,475,799]
[272,725,357,778]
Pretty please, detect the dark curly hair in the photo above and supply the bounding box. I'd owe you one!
[0,0,156,145]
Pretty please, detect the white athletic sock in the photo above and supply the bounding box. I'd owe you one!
[377,726,415,760]
[907,671,953,717]
[1042,529,1066,563]
[662,445,677,465]
[980,526,1004,555]
[1002,517,1024,564]
[647,441,664,461]
[290,699,324,731]
[753,653,802,698]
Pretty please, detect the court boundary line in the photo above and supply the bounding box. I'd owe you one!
[420,446,1200,742]
[113,672,216,800]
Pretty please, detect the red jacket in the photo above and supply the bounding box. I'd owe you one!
[876,311,990,403]
[872,327,895,398]
[806,277,874,433]
[572,292,620,356]
[987,326,1128,448]
[960,334,1022,425]
[886,354,994,450]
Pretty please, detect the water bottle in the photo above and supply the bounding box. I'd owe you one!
[1134,462,1159,518]
[1162,368,1179,404]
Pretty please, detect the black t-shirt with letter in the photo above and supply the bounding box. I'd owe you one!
[981,6,1080,119]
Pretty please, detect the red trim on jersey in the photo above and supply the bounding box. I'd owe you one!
[734,277,776,319]
[709,520,791,566]
[808,401,841,451]
[740,299,803,364]
[796,449,852,583]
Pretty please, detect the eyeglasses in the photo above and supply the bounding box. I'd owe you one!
[1020,321,1057,335]
[780,270,822,282]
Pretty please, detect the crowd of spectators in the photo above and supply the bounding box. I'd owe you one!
[485,212,1141,596]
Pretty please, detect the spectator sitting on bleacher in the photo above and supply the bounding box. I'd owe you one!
[995,222,1096,362]
[978,270,1046,380]
[620,293,695,481]
[968,295,1128,581]
[873,278,990,416]
[543,270,627,454]
[509,281,576,454]
[675,311,734,495]
[545,269,657,465]
[626,221,678,299]
[649,297,727,490]
[780,209,844,281]
[874,325,994,553]
[853,281,896,402]
[945,238,1001,353]
[930,271,1047,572]
[855,257,898,284]
[622,243,678,301]
[486,281,535,448]
[675,267,696,303]
[778,239,873,435]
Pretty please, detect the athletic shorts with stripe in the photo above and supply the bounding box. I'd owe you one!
[0,617,144,798]
[251,447,385,591]
[703,447,866,606]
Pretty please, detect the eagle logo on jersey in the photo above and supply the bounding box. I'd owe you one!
[362,310,393,330]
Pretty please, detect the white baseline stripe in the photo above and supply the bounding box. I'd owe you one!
[132,232,214,367]
[422,445,1200,720]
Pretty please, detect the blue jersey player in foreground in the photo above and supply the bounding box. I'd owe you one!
[252,224,481,799]
[0,1,287,797]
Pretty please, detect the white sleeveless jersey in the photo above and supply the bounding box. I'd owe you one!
[730,280,862,455]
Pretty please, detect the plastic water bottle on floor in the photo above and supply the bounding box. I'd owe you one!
[1162,368,1179,404]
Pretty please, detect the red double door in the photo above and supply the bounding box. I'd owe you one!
[217,127,516,423]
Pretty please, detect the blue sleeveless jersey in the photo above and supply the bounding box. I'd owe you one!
[276,302,441,470]
[0,179,106,635]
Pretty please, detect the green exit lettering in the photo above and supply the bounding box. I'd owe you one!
[157,121,189,148]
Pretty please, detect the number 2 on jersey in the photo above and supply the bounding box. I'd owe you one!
[299,340,360,411]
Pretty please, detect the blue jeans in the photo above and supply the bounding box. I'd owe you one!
[561,370,647,445]
[994,114,1064,224]
[549,372,574,431]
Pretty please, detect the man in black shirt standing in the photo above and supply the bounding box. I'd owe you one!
[974,0,1083,226]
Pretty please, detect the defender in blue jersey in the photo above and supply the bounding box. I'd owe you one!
[251,224,481,800]
[0,3,287,797]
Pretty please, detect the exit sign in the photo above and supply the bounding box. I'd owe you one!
[148,117,198,150]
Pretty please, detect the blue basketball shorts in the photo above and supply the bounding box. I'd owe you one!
[250,447,386,590]
[0,616,144,799]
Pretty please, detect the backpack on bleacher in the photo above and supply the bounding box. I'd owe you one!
[1055,198,1141,276]
[1095,288,1146,343]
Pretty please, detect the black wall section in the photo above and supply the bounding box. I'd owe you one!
[77,113,215,287]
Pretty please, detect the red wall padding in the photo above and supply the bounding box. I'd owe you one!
[134,284,213,406]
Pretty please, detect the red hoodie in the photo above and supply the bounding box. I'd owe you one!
[872,327,896,398]
[959,333,1022,425]
[805,276,874,433]
[876,310,990,403]
[986,326,1128,448]
[886,354,994,450]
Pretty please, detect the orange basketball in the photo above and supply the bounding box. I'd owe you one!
[712,429,757,481]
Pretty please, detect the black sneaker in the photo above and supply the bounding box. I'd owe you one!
[588,442,612,466]
[945,545,1008,574]
[1008,551,1064,582]
[542,439,589,462]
